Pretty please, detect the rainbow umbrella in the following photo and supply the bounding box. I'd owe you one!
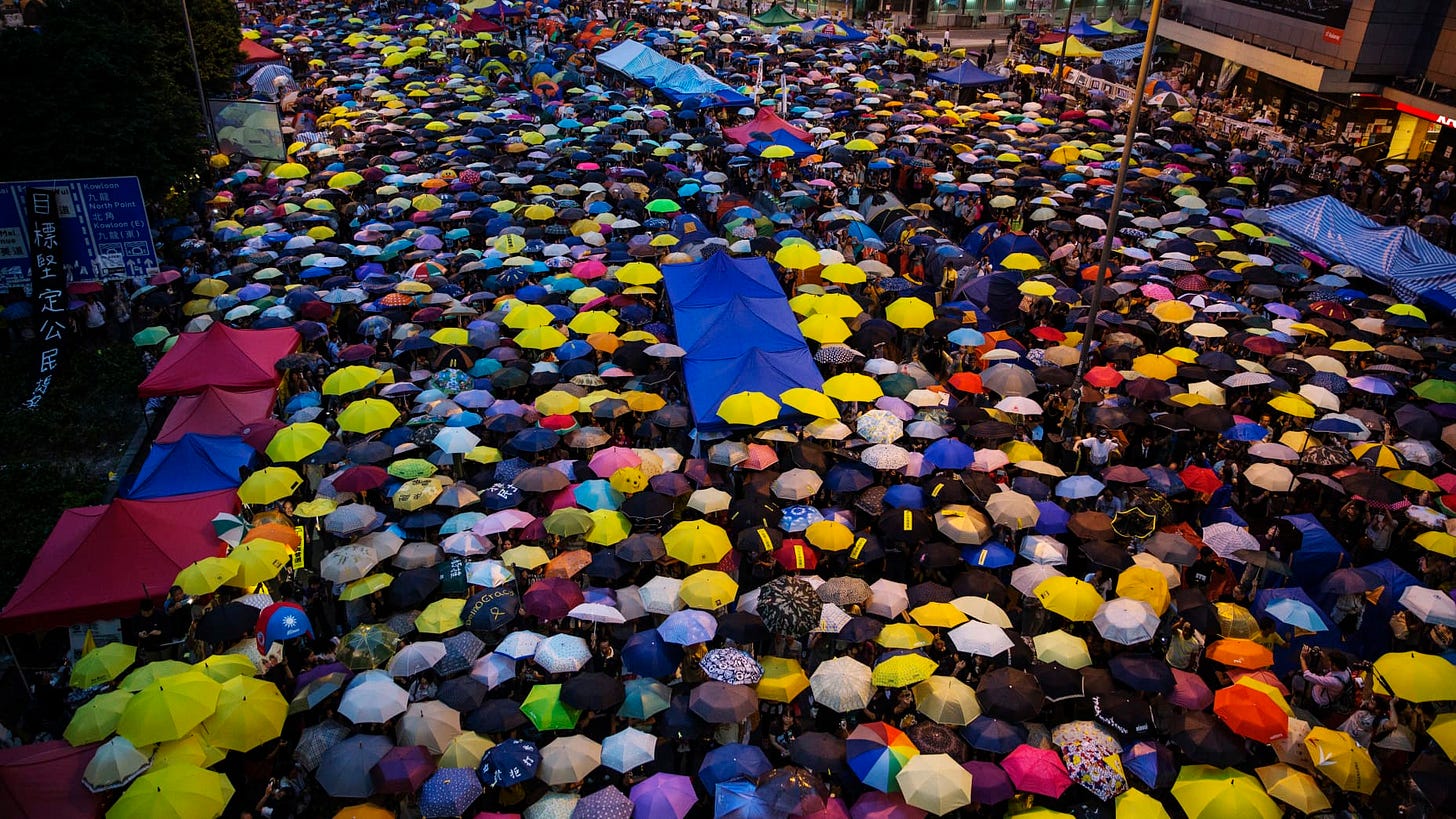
[846,722,919,792]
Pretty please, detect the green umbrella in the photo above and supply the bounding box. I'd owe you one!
[521,684,581,731]
[337,624,400,670]
[387,458,438,480]
[644,199,682,214]
[1414,379,1456,404]
[132,326,171,347]
[544,508,594,537]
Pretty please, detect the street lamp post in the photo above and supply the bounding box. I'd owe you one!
[1052,0,1077,91]
[180,0,216,146]
[1070,0,1164,420]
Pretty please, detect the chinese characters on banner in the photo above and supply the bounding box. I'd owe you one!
[24,187,65,410]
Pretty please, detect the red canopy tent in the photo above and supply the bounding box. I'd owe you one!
[156,385,278,444]
[723,108,812,146]
[138,324,298,397]
[238,38,284,63]
[0,490,239,632]
[0,741,102,818]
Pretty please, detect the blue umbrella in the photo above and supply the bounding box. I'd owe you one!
[658,610,717,645]
[573,785,634,819]
[1264,597,1327,632]
[1032,501,1069,535]
[1142,466,1186,496]
[882,484,924,510]
[419,768,483,818]
[622,629,682,679]
[1222,422,1269,442]
[824,462,875,492]
[714,780,779,819]
[963,541,1015,569]
[1121,740,1176,789]
[779,505,824,533]
[960,716,1027,754]
[699,744,773,791]
[508,427,559,452]
[477,739,539,787]
[923,438,974,470]
[1054,475,1105,499]
[575,479,625,510]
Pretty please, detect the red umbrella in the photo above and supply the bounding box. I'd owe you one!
[334,465,389,493]
[1084,365,1124,389]
[521,577,584,620]
[1179,465,1223,496]
[775,539,818,571]
[1213,684,1289,743]
[999,744,1071,798]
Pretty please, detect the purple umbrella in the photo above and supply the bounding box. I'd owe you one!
[851,791,925,819]
[573,785,634,819]
[370,745,436,793]
[630,772,699,819]
[961,761,1014,804]
[295,661,350,692]
[713,780,780,819]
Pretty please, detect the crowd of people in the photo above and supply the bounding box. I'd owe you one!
[8,1,1456,818]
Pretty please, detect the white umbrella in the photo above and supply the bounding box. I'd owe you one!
[601,727,657,773]
[1011,564,1064,596]
[387,641,447,677]
[948,620,1014,656]
[688,487,734,514]
[534,634,591,674]
[1245,462,1298,492]
[1019,534,1068,565]
[1399,585,1456,626]
[339,671,408,724]
[639,576,685,615]
[770,468,824,501]
[1201,522,1261,560]
[1094,598,1161,645]
[866,579,909,619]
[320,545,380,584]
[809,656,874,712]
[496,630,545,660]
[433,426,481,455]
[568,602,627,624]
[83,736,150,792]
[951,596,1013,627]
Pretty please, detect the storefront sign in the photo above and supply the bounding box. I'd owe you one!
[1394,101,1456,129]
[1322,27,1343,44]
[1219,0,1351,29]
[23,188,66,410]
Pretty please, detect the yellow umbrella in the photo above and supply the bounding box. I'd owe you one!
[775,243,821,270]
[1033,629,1092,668]
[440,731,496,768]
[108,765,235,819]
[338,398,402,434]
[117,671,222,746]
[432,327,470,346]
[886,297,934,329]
[822,373,883,402]
[175,556,239,595]
[228,539,292,587]
[877,623,934,649]
[679,570,737,610]
[273,162,309,179]
[780,388,839,420]
[664,520,732,566]
[799,314,852,343]
[1304,727,1378,794]
[912,675,980,725]
[812,293,864,318]
[717,391,781,426]
[65,689,132,745]
[760,144,795,159]
[193,654,259,683]
[1268,393,1316,418]
[1002,252,1044,271]
[1256,763,1331,815]
[266,422,330,462]
[1172,765,1281,819]
[805,520,854,552]
[238,466,302,505]
[1115,789,1171,819]
[321,364,384,393]
[535,390,581,417]
[1150,301,1196,323]
[72,642,138,689]
[494,233,526,254]
[1418,531,1456,558]
[501,544,551,569]
[756,656,810,703]
[1034,576,1104,621]
[1428,713,1456,759]
[844,138,879,151]
[516,325,568,350]
[502,302,555,329]
[1371,651,1456,701]
[416,598,465,634]
[821,263,866,284]
[568,312,620,334]
[120,660,193,692]
[872,653,939,687]
[1386,469,1440,492]
[150,734,226,769]
[341,574,393,602]
[616,262,662,285]
[908,602,968,629]
[1117,565,1171,614]
[1132,353,1179,380]
[1215,602,1259,638]
[624,391,666,413]
[583,511,630,546]
[201,675,287,751]
[329,171,365,190]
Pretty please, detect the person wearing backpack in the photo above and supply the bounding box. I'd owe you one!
[1294,646,1352,712]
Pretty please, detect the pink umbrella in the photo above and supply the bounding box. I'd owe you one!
[1000,744,1072,798]
[1139,283,1174,301]
[590,447,642,477]
[798,796,852,819]
[1168,668,1213,709]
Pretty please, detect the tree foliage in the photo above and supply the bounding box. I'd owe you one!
[0,0,241,199]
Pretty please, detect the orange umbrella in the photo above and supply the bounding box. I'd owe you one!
[1213,684,1288,743]
[1204,638,1274,669]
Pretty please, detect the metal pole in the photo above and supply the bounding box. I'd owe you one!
[1052,0,1077,91]
[180,0,216,146]
[1070,0,1163,425]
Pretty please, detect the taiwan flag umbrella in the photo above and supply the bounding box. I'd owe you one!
[847,722,920,793]
[256,601,314,653]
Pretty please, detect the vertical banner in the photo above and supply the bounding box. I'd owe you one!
[23,187,66,410]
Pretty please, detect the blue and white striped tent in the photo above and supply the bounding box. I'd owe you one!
[1258,195,1456,307]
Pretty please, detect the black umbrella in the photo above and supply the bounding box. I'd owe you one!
[1107,654,1175,693]
[789,732,848,775]
[436,677,490,712]
[734,526,783,554]
[196,602,259,644]
[1031,661,1085,703]
[386,567,442,610]
[561,672,626,712]
[975,667,1044,722]
[757,577,820,636]
[756,767,828,815]
[621,491,675,523]
[716,611,770,644]
[906,721,966,760]
[463,699,529,733]
[616,533,666,563]
[1087,693,1154,739]
[960,716,1027,754]
[689,681,759,723]
[1166,711,1245,766]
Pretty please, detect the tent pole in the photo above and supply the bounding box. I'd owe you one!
[5,635,32,700]
[1071,0,1164,433]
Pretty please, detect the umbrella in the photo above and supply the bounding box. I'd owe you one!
[896,754,973,814]
[82,736,150,792]
[419,768,483,818]
[478,739,540,787]
[757,576,821,635]
[538,735,601,785]
[630,773,699,819]
[1172,765,1280,819]
[317,735,394,798]
[1001,744,1072,798]
[1304,726,1379,794]
[108,766,235,819]
[847,722,920,793]
[602,726,657,773]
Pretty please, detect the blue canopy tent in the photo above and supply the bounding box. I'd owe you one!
[1282,513,1348,591]
[663,253,823,433]
[121,434,257,500]
[928,61,1007,87]
[1058,16,1110,37]
[1259,195,1456,307]
[598,40,750,107]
